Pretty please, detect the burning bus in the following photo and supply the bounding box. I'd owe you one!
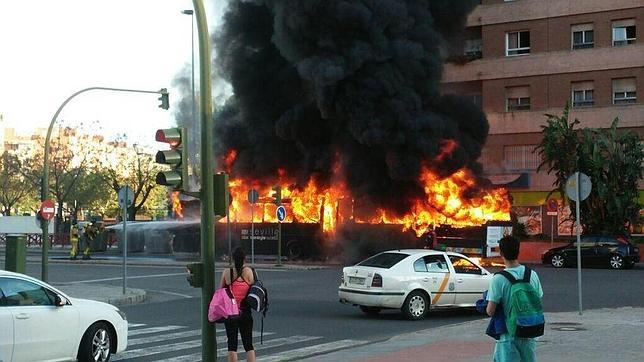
[160,165,512,262]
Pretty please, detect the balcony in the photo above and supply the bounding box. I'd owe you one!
[486,104,644,134]
[442,44,644,82]
[467,0,642,27]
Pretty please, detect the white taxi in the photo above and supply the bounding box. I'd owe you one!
[338,249,492,320]
[0,270,128,362]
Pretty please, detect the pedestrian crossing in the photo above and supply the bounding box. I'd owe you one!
[114,322,369,361]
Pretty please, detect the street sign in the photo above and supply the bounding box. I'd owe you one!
[546,199,558,216]
[118,186,134,208]
[248,189,259,204]
[40,200,56,221]
[565,172,592,202]
[276,205,286,223]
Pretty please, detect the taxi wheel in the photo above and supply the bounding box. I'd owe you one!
[78,322,112,362]
[359,306,382,315]
[402,290,428,320]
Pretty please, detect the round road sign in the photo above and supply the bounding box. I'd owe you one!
[565,172,592,202]
[547,199,558,211]
[276,205,286,223]
[118,186,134,208]
[40,199,56,221]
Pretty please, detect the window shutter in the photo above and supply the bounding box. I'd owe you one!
[571,23,593,32]
[612,19,635,28]
[612,78,636,93]
[571,81,594,91]
[506,86,530,98]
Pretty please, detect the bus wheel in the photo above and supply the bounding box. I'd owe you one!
[286,241,303,260]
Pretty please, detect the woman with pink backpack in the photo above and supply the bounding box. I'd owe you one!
[218,247,256,362]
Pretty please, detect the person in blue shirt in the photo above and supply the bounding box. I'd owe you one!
[486,235,543,362]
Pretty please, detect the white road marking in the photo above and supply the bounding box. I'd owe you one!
[254,339,370,362]
[146,289,195,298]
[112,340,202,360]
[127,323,146,328]
[128,325,184,336]
[128,329,201,346]
[128,329,273,346]
[59,272,188,284]
[160,335,322,362]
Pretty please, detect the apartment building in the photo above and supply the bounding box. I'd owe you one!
[442,0,643,235]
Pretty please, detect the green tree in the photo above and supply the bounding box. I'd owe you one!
[537,105,643,235]
[99,147,165,221]
[0,153,35,215]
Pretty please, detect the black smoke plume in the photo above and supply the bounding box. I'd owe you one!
[177,0,487,215]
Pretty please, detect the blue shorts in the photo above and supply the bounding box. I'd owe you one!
[493,338,537,362]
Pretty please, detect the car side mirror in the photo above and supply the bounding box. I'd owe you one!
[55,294,66,307]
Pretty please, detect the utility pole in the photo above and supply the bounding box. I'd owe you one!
[192,0,216,360]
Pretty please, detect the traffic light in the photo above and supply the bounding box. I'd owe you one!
[271,186,281,206]
[186,262,204,288]
[158,88,169,110]
[155,127,188,191]
[214,172,230,218]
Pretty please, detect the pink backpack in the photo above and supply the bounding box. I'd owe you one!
[208,286,240,323]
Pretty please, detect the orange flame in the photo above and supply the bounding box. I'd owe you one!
[172,191,183,219]
[222,167,510,235]
[224,150,238,172]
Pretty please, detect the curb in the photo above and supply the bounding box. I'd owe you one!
[54,283,147,307]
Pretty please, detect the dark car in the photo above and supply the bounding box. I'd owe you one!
[542,236,640,269]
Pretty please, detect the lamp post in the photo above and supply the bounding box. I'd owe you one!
[182,9,197,141]
[40,86,168,282]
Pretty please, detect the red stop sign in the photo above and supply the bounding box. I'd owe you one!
[40,200,56,221]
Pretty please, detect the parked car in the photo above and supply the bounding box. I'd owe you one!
[338,249,492,320]
[542,236,640,269]
[0,270,128,362]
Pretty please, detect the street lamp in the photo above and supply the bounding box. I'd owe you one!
[182,9,196,146]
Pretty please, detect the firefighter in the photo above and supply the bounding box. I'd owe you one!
[81,222,96,260]
[69,220,79,260]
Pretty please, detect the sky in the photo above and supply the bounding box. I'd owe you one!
[0,0,226,150]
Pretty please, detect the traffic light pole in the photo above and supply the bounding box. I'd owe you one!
[40,86,168,282]
[192,1,217,360]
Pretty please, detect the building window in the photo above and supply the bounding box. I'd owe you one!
[470,94,482,107]
[506,31,530,56]
[612,78,637,104]
[612,19,636,46]
[464,38,483,60]
[571,24,594,49]
[504,145,540,171]
[506,86,530,111]
[571,81,594,107]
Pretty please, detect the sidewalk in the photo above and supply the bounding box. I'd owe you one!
[302,307,644,362]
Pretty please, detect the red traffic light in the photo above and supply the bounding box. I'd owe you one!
[155,128,182,147]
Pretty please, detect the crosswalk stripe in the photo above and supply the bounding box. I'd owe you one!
[129,329,274,346]
[113,340,201,360]
[252,339,370,362]
[115,335,319,361]
[128,325,184,336]
[161,335,322,362]
[128,329,201,346]
[128,323,146,328]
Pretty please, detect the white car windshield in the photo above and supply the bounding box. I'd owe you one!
[358,252,408,268]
